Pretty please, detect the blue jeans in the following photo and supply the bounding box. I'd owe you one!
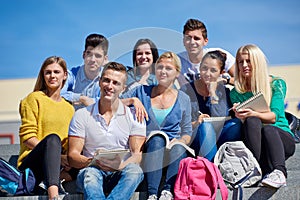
[76,163,143,200]
[143,135,187,196]
[192,118,241,161]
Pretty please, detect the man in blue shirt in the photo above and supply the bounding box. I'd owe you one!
[61,33,109,110]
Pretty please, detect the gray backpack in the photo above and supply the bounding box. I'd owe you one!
[214,141,262,188]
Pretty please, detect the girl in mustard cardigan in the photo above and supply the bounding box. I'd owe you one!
[18,56,74,200]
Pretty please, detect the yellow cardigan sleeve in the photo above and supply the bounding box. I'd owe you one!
[19,94,39,144]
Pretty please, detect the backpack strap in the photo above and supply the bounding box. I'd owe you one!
[174,157,194,199]
[213,162,229,200]
[200,157,228,200]
[23,168,36,195]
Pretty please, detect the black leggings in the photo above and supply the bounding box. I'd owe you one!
[19,134,61,188]
[243,117,295,177]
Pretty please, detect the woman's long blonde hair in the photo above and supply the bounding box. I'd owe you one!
[234,44,271,105]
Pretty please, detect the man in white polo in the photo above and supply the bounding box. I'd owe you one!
[67,62,146,200]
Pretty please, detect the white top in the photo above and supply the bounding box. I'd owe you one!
[68,99,146,158]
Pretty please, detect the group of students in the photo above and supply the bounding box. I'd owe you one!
[17,18,296,200]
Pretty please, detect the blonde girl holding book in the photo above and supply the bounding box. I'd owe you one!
[230,44,295,189]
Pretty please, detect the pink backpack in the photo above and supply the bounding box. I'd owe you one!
[174,156,228,200]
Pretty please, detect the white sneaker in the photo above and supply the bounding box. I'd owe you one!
[261,169,287,188]
[38,181,46,189]
[148,194,158,200]
[159,190,173,200]
[50,195,63,200]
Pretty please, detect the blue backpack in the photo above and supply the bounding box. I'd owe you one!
[0,157,36,196]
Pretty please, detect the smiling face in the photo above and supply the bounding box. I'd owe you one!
[99,69,126,102]
[83,45,108,74]
[183,29,208,57]
[135,43,154,70]
[199,57,222,84]
[43,63,67,91]
[237,51,252,79]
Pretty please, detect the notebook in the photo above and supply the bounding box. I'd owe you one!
[89,149,130,167]
[146,130,195,157]
[235,92,269,112]
[203,116,231,136]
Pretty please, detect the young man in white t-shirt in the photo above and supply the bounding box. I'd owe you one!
[177,19,235,86]
[68,62,146,199]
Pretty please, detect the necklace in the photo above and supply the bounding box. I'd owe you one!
[151,87,177,109]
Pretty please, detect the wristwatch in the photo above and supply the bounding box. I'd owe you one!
[222,73,231,84]
[226,76,230,84]
[211,95,219,102]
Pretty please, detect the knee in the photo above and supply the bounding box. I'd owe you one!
[244,116,260,126]
[169,144,187,159]
[123,163,144,180]
[125,163,143,173]
[230,118,242,128]
[200,122,214,133]
[262,125,277,138]
[199,123,216,141]
[76,167,102,192]
[84,167,100,175]
[195,124,207,141]
[225,118,242,137]
[146,135,166,150]
[84,167,102,182]
[45,133,61,143]
[171,144,186,154]
[44,134,61,148]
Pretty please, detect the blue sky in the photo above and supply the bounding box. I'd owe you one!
[1,0,299,79]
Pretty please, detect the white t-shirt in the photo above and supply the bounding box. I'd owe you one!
[68,99,146,158]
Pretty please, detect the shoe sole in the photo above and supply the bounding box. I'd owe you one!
[261,180,286,189]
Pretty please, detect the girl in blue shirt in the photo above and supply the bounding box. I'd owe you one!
[122,52,192,200]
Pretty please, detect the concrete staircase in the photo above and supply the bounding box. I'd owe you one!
[0,143,299,200]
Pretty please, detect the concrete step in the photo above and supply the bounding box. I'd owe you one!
[0,143,299,199]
